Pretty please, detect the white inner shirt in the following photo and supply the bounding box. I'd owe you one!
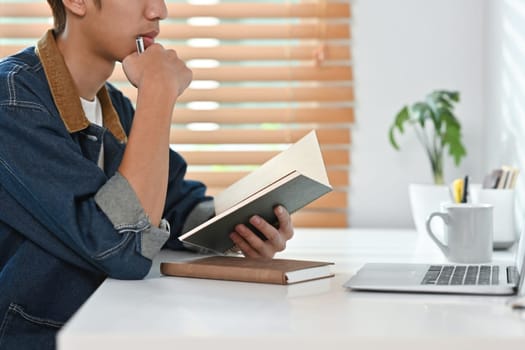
[80,97,104,169]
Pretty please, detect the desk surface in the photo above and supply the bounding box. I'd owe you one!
[57,229,525,350]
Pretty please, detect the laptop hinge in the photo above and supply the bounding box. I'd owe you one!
[507,266,519,284]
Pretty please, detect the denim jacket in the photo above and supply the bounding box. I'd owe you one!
[0,31,214,350]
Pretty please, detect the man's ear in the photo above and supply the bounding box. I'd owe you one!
[62,0,88,17]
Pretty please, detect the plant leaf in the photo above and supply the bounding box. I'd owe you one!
[442,122,467,165]
[388,106,410,150]
[442,90,460,103]
[411,102,431,128]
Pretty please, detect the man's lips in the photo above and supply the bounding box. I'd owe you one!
[139,31,159,48]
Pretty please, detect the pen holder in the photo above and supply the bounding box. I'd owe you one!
[470,184,517,249]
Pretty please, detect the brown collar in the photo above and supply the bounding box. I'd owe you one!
[36,30,127,143]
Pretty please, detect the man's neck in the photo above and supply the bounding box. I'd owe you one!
[56,30,115,101]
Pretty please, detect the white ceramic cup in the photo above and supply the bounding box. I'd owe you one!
[425,203,493,263]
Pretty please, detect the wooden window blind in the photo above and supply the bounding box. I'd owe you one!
[1,0,353,227]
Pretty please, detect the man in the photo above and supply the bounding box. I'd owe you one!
[0,1,294,348]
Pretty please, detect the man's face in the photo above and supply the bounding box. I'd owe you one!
[82,0,167,62]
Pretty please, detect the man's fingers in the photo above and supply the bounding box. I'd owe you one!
[274,206,294,240]
[248,215,286,253]
[228,206,294,259]
[229,232,261,258]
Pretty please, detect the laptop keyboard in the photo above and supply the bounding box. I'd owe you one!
[421,265,500,285]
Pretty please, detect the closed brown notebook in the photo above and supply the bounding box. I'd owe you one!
[160,256,335,285]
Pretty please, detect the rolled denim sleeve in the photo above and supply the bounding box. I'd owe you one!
[94,172,170,260]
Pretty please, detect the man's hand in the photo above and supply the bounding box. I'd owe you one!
[229,205,294,259]
[122,43,192,98]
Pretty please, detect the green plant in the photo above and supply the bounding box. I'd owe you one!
[388,90,467,185]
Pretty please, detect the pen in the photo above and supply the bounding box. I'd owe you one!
[461,175,469,203]
[136,36,145,54]
[451,178,463,203]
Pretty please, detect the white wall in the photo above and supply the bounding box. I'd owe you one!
[350,0,487,228]
[484,0,525,233]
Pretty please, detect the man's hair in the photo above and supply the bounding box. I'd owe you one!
[47,0,101,34]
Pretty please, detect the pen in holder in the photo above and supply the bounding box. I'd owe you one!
[450,176,469,204]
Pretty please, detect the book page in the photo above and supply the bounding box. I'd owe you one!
[214,130,330,214]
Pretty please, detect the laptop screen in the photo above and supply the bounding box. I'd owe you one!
[515,229,525,296]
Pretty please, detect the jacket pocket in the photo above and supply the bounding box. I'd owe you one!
[0,303,64,350]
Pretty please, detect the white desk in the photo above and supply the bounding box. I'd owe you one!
[57,229,525,350]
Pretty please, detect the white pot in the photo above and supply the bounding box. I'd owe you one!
[409,183,450,234]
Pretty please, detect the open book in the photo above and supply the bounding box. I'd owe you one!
[179,131,332,254]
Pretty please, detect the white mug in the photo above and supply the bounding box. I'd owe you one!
[425,203,493,263]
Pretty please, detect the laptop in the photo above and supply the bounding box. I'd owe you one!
[344,229,525,296]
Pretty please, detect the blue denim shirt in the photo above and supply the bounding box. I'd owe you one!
[0,31,214,349]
